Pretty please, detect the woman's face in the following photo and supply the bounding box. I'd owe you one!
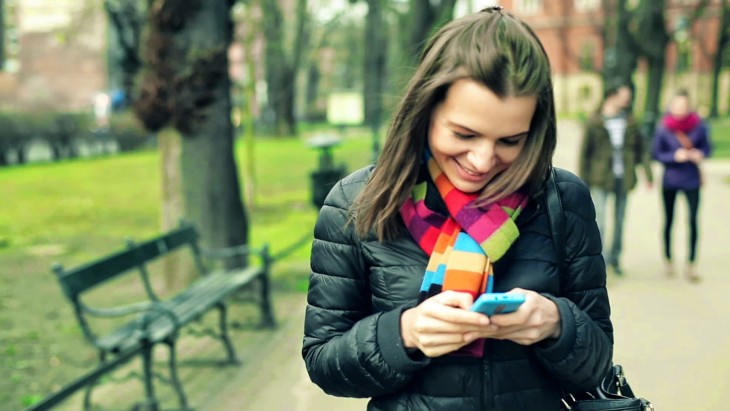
[428,78,537,193]
[669,95,691,119]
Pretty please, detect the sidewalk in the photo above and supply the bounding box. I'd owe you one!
[59,120,730,411]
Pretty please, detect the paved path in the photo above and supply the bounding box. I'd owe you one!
[64,120,730,411]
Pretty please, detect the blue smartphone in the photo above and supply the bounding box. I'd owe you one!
[470,293,526,316]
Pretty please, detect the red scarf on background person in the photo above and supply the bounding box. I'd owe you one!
[663,112,701,149]
[663,112,700,134]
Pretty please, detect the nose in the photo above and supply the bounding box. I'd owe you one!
[467,140,497,173]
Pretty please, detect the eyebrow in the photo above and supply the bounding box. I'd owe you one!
[447,121,529,139]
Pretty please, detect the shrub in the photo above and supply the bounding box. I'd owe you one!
[109,111,152,152]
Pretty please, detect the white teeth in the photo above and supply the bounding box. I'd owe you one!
[459,163,481,176]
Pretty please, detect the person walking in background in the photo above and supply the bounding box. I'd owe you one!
[579,82,653,276]
[652,89,712,283]
[303,8,613,410]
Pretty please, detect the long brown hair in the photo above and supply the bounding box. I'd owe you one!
[354,9,556,241]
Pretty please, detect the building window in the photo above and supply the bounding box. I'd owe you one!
[514,0,542,15]
[574,0,600,12]
[2,0,20,73]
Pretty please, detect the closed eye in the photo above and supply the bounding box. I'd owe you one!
[498,134,527,146]
[453,131,476,140]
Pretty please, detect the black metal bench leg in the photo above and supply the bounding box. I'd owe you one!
[260,272,276,328]
[83,351,106,410]
[164,338,189,410]
[215,302,239,364]
[140,344,159,411]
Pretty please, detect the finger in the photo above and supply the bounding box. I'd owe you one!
[414,316,487,334]
[492,328,543,345]
[433,290,475,309]
[421,343,472,358]
[417,332,472,348]
[425,292,490,326]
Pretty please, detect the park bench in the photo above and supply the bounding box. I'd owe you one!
[32,221,275,411]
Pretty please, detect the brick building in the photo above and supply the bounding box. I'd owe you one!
[0,0,107,112]
[500,0,729,115]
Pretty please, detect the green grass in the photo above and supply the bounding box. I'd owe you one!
[708,117,730,159]
[0,128,374,410]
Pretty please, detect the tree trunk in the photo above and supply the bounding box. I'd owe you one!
[136,0,250,275]
[0,0,5,70]
[406,0,456,63]
[261,0,308,136]
[603,0,639,87]
[364,0,387,135]
[104,0,143,106]
[709,0,729,118]
[635,0,669,121]
[159,128,189,288]
[177,1,248,267]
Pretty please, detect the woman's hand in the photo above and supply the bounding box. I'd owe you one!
[465,288,561,346]
[689,148,705,164]
[400,290,491,358]
[674,148,691,163]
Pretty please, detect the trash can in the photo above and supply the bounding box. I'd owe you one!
[307,133,347,210]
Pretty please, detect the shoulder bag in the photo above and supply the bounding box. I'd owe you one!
[545,168,654,411]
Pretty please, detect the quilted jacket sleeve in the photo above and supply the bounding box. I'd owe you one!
[302,167,429,398]
[532,170,614,392]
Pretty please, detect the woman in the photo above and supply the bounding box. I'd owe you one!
[303,8,613,410]
[652,90,712,283]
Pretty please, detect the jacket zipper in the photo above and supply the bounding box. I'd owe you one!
[481,340,493,409]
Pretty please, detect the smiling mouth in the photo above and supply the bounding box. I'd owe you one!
[455,160,486,178]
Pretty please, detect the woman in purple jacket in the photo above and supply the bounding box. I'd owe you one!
[652,89,712,282]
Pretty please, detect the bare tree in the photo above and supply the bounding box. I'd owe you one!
[0,0,5,70]
[709,0,730,118]
[602,0,640,89]
[103,0,145,106]
[405,0,456,62]
[364,0,387,156]
[260,0,309,136]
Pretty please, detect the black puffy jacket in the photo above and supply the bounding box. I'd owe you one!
[303,166,613,411]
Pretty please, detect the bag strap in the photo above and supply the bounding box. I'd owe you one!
[603,364,637,398]
[545,167,566,274]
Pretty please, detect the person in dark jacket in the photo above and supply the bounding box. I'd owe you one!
[303,8,613,411]
[578,82,653,276]
[652,89,712,283]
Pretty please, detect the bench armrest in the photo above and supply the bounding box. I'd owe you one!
[201,244,261,260]
[80,300,181,349]
[138,301,181,334]
[201,244,272,272]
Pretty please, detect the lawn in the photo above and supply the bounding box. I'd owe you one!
[0,127,374,410]
[708,116,730,159]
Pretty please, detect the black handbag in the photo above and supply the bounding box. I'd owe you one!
[560,364,654,410]
[545,170,654,411]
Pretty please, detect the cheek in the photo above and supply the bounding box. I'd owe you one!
[496,146,524,165]
[429,129,457,157]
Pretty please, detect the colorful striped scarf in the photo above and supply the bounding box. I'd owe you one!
[400,154,528,303]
